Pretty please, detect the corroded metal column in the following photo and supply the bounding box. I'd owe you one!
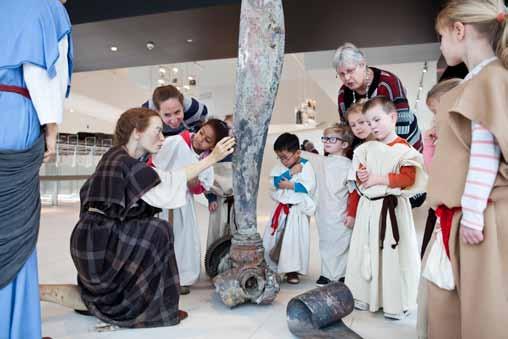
[213,0,285,307]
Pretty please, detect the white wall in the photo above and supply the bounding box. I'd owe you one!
[60,50,440,138]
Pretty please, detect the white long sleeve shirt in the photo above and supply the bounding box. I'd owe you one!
[460,57,501,231]
[23,36,69,125]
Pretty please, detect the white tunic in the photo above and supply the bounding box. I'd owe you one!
[206,161,234,248]
[303,151,352,281]
[345,141,426,315]
[153,134,214,286]
[263,159,316,275]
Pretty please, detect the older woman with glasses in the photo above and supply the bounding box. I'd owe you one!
[333,43,422,151]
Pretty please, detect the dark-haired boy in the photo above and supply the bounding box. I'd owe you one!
[262,133,316,285]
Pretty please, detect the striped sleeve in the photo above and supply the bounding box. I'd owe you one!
[183,95,208,131]
[460,122,500,231]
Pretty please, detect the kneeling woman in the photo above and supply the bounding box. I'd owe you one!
[40,108,235,328]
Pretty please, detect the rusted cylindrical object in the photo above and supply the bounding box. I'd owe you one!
[287,282,354,331]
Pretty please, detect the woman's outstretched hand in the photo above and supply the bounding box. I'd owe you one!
[211,137,235,163]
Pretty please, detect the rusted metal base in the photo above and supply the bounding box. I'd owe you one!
[213,233,280,308]
[287,282,363,338]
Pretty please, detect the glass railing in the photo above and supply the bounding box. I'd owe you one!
[40,135,112,206]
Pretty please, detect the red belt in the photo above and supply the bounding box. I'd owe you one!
[435,206,461,258]
[436,199,492,258]
[0,85,31,99]
[271,203,290,235]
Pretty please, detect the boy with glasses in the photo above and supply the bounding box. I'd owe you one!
[263,133,316,284]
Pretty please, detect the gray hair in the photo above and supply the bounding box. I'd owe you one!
[332,43,367,69]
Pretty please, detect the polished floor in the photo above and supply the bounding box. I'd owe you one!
[39,201,428,339]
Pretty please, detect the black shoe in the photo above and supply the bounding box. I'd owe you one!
[316,276,331,286]
[339,277,345,283]
[180,286,191,295]
[286,272,300,284]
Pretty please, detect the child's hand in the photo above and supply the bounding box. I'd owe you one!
[277,178,294,190]
[208,201,219,212]
[361,174,388,188]
[460,223,484,245]
[291,163,303,176]
[428,127,437,144]
[344,216,355,229]
[357,168,370,183]
[210,137,236,163]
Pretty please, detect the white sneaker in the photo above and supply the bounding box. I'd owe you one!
[384,310,409,320]
[354,300,369,311]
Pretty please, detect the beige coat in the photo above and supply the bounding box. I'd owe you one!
[345,141,426,315]
[426,60,508,339]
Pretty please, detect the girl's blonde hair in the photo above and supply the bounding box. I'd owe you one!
[436,0,508,68]
[426,78,462,102]
[344,99,367,122]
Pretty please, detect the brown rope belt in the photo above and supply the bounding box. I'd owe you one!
[369,195,400,250]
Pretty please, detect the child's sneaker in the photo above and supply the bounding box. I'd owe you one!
[384,310,409,320]
[315,276,331,286]
[354,299,369,311]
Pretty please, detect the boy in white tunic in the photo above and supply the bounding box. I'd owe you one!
[304,124,354,286]
[345,97,426,319]
[263,133,316,285]
[153,119,229,294]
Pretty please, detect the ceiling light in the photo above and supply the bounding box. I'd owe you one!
[110,46,118,52]
[159,67,167,74]
[188,76,194,81]
[172,67,179,73]
[158,79,166,85]
[69,108,74,113]
[146,41,155,51]
[183,85,190,90]
[422,68,427,73]
[186,39,193,43]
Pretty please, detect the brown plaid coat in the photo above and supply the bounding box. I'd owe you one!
[71,146,181,328]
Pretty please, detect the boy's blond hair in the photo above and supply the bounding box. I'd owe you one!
[362,96,396,115]
[426,78,462,102]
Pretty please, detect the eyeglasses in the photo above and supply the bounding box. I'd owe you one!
[336,63,362,80]
[321,136,344,144]
[276,152,297,162]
